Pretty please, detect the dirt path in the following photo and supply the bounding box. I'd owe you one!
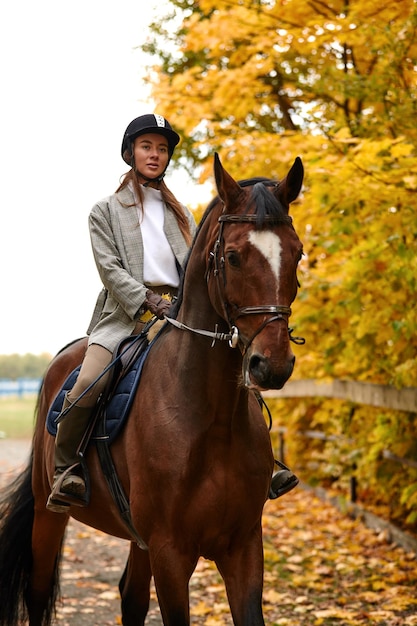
[0,439,162,625]
[1,439,417,625]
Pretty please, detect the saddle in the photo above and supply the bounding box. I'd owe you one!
[46,333,151,442]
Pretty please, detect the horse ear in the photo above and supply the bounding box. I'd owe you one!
[275,156,304,209]
[214,153,243,206]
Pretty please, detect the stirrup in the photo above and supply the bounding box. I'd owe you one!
[269,459,299,500]
[46,494,71,514]
[47,463,89,510]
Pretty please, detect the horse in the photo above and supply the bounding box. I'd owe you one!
[0,152,304,626]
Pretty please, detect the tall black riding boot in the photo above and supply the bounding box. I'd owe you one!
[46,392,94,513]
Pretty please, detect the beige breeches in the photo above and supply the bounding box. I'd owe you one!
[68,344,113,407]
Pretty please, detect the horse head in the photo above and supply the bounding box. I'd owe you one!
[206,153,304,390]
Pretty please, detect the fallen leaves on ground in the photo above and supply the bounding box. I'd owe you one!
[52,489,417,625]
[1,457,416,624]
[261,492,417,625]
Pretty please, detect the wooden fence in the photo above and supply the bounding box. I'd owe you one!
[263,379,417,413]
[0,378,42,398]
[264,378,417,476]
[264,379,417,553]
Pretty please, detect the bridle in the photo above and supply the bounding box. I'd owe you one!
[165,210,305,350]
[210,213,304,352]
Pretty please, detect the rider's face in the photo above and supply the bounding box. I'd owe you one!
[133,133,169,183]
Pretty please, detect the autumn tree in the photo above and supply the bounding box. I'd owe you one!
[144,0,417,170]
[0,353,52,379]
[142,0,417,526]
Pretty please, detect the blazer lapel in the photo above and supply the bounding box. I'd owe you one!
[114,188,144,281]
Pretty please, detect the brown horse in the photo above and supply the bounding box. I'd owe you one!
[0,153,304,626]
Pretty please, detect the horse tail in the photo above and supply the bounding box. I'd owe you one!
[0,384,61,626]
[0,451,35,625]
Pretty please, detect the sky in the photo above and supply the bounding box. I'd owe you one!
[0,0,212,356]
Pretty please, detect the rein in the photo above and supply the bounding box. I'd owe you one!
[165,317,239,348]
[164,314,305,348]
[55,318,159,422]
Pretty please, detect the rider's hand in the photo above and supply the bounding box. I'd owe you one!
[144,291,171,320]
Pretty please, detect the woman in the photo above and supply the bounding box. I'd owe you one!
[47,113,197,513]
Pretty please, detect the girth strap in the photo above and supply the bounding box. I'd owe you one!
[92,332,153,551]
[95,425,148,550]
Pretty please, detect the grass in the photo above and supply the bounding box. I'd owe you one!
[0,396,37,438]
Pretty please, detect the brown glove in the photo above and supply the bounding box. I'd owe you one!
[144,290,172,319]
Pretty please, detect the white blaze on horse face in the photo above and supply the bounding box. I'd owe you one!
[248,231,282,288]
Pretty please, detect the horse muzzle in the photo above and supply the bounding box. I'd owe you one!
[236,308,296,391]
[243,350,295,391]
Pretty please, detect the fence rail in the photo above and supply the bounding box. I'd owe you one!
[263,379,417,412]
[265,378,417,475]
[264,378,417,553]
[0,378,42,398]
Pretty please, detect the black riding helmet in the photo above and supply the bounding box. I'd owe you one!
[121,113,180,166]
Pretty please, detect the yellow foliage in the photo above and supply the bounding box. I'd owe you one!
[143,0,417,526]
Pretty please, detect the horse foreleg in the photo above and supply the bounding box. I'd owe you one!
[119,542,152,626]
[216,525,265,626]
[27,509,68,626]
[150,542,198,626]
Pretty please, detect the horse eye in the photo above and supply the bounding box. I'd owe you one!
[226,251,240,268]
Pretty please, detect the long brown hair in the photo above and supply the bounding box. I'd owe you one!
[116,170,193,246]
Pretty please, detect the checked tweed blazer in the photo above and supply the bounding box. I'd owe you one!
[86,186,197,352]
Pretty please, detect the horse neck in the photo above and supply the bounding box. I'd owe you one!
[173,331,248,427]
[172,257,248,416]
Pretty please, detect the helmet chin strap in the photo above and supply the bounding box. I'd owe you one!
[140,171,166,187]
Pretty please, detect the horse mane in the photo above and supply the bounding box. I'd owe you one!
[169,177,291,320]
[241,177,293,228]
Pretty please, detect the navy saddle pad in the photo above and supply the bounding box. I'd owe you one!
[46,343,151,444]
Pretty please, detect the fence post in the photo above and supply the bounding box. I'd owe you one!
[279,429,285,464]
[350,475,357,503]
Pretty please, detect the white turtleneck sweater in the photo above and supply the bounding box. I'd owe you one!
[138,185,180,288]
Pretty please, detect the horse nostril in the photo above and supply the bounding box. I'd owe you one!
[248,353,295,390]
[249,354,268,380]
